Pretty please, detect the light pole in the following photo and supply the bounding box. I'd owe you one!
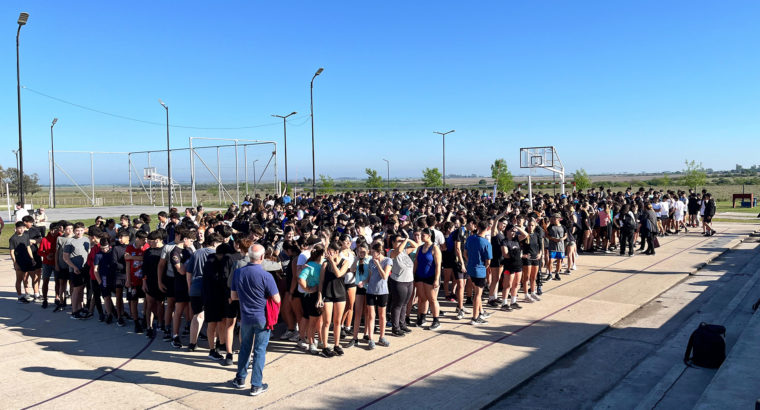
[159,99,171,211]
[252,159,259,196]
[272,111,297,191]
[51,118,58,208]
[382,158,390,189]
[16,12,29,203]
[433,130,455,187]
[310,67,324,196]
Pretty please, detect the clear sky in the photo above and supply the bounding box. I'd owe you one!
[2,1,759,185]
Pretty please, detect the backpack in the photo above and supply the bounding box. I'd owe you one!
[623,212,637,230]
[683,322,726,368]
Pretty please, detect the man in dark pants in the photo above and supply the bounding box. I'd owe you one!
[618,205,636,257]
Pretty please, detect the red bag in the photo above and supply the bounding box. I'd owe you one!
[265,298,281,330]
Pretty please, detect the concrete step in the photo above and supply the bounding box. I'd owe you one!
[593,244,760,410]
[693,290,760,409]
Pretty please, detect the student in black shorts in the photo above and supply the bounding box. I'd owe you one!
[94,238,116,323]
[10,221,34,303]
[171,229,196,348]
[203,237,236,361]
[318,241,349,357]
[141,230,165,338]
[110,229,129,325]
[219,236,247,366]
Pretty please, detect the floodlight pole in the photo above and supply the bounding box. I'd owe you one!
[434,130,455,187]
[272,111,297,190]
[253,159,259,196]
[50,118,58,207]
[159,99,171,211]
[310,67,323,196]
[383,158,390,189]
[16,12,29,203]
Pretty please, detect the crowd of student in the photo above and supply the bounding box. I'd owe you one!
[6,186,718,391]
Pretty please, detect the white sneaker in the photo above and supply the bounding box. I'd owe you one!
[530,293,541,301]
[523,296,534,303]
[571,264,577,271]
[297,339,308,350]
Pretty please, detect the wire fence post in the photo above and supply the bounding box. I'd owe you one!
[235,140,239,204]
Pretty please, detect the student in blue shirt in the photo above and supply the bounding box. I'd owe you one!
[464,220,492,326]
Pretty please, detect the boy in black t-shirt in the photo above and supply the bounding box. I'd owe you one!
[141,230,165,338]
[94,238,116,323]
[9,221,34,303]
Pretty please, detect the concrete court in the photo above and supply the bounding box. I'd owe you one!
[0,223,756,409]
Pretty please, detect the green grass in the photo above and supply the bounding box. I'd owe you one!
[716,200,758,214]
[712,218,760,224]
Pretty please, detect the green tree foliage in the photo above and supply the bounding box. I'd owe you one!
[490,158,514,192]
[422,167,443,187]
[4,167,40,197]
[682,160,707,189]
[365,168,384,188]
[319,174,335,194]
[573,168,592,191]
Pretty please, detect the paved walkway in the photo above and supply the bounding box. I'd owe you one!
[0,223,756,409]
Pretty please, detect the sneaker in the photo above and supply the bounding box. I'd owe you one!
[400,325,412,333]
[553,274,561,281]
[24,294,34,302]
[377,337,390,347]
[250,383,269,396]
[391,329,406,337]
[309,344,319,355]
[70,311,82,319]
[105,314,113,325]
[480,311,492,319]
[367,340,376,350]
[346,339,358,348]
[163,332,172,341]
[536,286,543,296]
[222,353,234,366]
[333,345,345,356]
[135,322,144,334]
[18,297,30,304]
[172,336,183,349]
[146,328,155,338]
[470,316,488,326]
[511,302,523,310]
[429,320,441,331]
[280,330,294,341]
[231,378,246,389]
[501,303,513,312]
[320,347,336,358]
[208,349,223,361]
[530,293,541,301]
[571,264,577,270]
[117,317,126,327]
[565,268,572,274]
[41,300,48,309]
[523,296,534,303]
[187,343,196,352]
[288,332,301,342]
[297,339,308,350]
[456,309,465,320]
[487,299,500,307]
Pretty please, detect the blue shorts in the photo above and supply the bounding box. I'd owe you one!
[550,251,565,260]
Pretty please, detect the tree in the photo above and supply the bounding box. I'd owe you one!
[365,168,383,189]
[5,167,40,197]
[422,167,443,187]
[682,160,707,190]
[490,158,514,192]
[318,174,335,194]
[573,168,591,191]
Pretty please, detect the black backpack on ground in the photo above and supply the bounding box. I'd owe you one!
[683,322,726,368]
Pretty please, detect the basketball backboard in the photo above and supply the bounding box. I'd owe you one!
[520,146,556,169]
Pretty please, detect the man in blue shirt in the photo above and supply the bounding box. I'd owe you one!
[464,220,492,326]
[230,243,280,397]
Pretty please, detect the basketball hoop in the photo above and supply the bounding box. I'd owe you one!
[518,146,567,204]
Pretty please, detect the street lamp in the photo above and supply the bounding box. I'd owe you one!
[159,99,172,211]
[382,158,390,189]
[433,130,455,187]
[272,111,297,191]
[310,67,324,196]
[252,159,259,196]
[51,118,58,208]
[16,12,29,203]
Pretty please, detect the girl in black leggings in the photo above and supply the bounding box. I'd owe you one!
[388,232,418,336]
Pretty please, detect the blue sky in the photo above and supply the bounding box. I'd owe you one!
[1,1,759,185]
